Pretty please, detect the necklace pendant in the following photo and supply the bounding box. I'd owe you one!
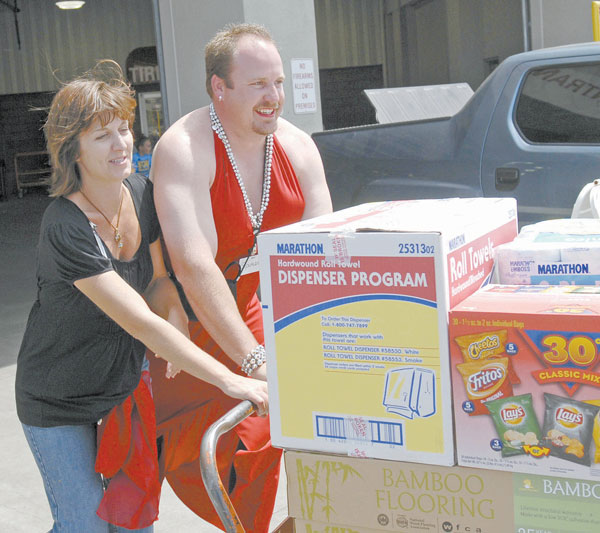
[114,230,123,249]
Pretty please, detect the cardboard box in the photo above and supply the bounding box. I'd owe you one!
[271,517,295,533]
[449,284,600,481]
[285,450,600,533]
[258,199,517,464]
[273,517,382,533]
[494,218,600,285]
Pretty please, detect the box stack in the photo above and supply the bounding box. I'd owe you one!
[261,201,600,532]
[258,198,539,532]
[445,218,600,533]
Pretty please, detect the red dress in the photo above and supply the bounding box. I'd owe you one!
[149,132,305,532]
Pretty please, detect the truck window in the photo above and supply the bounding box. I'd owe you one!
[515,63,600,144]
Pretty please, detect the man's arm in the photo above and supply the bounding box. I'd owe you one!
[152,116,267,378]
[143,239,188,336]
[143,238,189,378]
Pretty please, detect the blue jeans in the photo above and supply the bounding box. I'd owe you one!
[22,422,154,533]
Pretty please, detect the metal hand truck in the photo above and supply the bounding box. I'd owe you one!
[200,400,256,533]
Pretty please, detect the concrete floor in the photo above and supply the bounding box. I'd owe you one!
[0,189,288,531]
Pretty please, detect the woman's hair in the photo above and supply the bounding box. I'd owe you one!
[205,22,276,97]
[44,60,136,197]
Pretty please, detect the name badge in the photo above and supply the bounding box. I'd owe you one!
[239,253,260,276]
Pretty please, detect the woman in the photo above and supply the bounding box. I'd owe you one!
[14,60,268,532]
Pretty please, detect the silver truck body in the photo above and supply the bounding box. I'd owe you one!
[313,42,600,227]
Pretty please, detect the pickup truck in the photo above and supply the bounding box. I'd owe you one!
[312,42,600,227]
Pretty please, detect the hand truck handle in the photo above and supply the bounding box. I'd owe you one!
[200,400,256,533]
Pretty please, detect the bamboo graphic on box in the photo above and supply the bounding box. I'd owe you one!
[295,458,362,521]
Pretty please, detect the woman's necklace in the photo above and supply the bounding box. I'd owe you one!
[209,102,273,230]
[80,186,125,248]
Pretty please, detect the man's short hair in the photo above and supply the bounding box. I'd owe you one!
[205,22,276,97]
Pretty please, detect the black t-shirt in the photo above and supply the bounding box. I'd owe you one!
[15,174,160,427]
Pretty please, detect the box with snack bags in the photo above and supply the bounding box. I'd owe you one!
[449,284,600,481]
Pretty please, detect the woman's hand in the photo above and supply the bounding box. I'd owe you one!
[164,361,180,378]
[222,374,269,417]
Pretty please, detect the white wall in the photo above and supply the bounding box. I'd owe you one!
[243,0,323,134]
[529,0,596,49]
[156,0,323,133]
[156,0,243,124]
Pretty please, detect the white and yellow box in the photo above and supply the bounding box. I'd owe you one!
[258,198,517,464]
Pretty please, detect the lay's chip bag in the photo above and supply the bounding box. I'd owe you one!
[485,393,542,457]
[542,393,600,466]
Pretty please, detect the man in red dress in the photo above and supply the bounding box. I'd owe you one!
[150,23,332,531]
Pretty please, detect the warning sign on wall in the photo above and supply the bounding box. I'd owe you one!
[291,58,317,114]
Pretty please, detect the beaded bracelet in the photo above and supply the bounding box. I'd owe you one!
[241,344,266,376]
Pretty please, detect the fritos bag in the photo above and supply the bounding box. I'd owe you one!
[456,357,513,416]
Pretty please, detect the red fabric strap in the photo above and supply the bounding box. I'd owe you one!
[95,370,161,529]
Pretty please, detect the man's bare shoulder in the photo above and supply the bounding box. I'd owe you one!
[274,117,313,151]
[275,117,322,174]
[273,118,332,218]
[153,106,214,185]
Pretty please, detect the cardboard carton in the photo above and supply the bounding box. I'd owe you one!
[273,517,381,533]
[285,450,600,533]
[258,199,517,464]
[449,284,600,481]
[494,218,600,285]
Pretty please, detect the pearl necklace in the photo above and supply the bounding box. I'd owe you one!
[209,103,272,230]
